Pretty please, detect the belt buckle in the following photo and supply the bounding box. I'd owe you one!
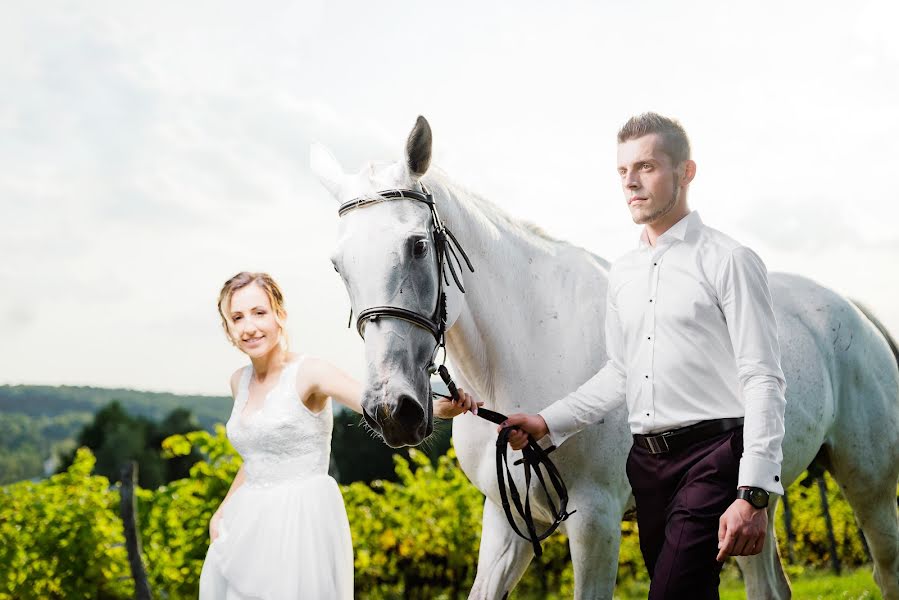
[646,434,670,454]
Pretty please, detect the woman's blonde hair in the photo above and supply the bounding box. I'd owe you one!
[217,272,289,351]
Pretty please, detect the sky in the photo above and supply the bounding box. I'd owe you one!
[2,1,898,396]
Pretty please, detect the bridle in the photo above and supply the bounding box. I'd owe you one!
[337,184,574,558]
[338,184,472,374]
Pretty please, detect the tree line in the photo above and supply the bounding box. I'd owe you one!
[1,385,451,487]
[0,384,232,485]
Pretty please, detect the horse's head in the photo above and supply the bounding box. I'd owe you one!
[311,116,466,447]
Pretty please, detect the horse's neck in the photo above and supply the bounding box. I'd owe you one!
[430,175,609,411]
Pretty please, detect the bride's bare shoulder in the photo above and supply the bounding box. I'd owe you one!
[295,355,326,384]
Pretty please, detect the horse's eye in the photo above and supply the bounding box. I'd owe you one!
[413,239,429,258]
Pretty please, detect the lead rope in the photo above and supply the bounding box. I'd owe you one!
[436,367,575,558]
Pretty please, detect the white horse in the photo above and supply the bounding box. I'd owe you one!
[311,116,899,599]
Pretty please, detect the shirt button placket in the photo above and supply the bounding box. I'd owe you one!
[639,249,656,430]
[645,253,661,429]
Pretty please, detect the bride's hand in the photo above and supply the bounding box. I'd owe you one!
[210,510,223,542]
[434,388,483,419]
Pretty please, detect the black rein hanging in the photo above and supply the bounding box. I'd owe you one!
[337,184,574,558]
[435,366,575,558]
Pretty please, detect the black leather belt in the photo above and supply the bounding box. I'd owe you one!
[633,417,744,455]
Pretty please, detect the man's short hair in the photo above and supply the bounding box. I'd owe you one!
[617,112,691,166]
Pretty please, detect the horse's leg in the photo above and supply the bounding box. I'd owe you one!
[735,497,792,600]
[826,437,899,599]
[467,498,534,600]
[564,490,625,600]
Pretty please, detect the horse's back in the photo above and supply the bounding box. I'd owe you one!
[769,273,899,484]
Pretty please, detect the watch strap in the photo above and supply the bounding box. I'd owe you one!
[737,487,769,509]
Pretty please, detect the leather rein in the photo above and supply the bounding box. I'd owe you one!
[337,185,574,558]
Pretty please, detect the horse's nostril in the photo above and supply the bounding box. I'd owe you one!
[394,394,425,429]
[362,406,381,432]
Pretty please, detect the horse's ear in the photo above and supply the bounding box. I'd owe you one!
[405,115,432,180]
[309,142,345,200]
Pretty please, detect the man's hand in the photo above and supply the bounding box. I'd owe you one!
[497,413,549,451]
[716,497,768,561]
[434,388,483,419]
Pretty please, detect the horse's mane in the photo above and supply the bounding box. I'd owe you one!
[424,168,563,247]
[520,221,558,242]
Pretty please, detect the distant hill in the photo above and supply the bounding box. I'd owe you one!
[0,382,453,486]
[0,381,452,429]
[0,385,231,485]
[0,385,231,430]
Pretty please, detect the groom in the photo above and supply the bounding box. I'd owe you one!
[501,113,787,599]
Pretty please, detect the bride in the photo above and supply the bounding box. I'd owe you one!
[199,271,478,599]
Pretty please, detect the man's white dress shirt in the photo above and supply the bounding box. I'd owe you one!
[539,211,787,494]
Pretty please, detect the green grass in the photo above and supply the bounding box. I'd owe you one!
[367,566,883,599]
[609,566,880,600]
[721,566,880,600]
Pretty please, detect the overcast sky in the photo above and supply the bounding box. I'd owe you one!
[2,1,898,396]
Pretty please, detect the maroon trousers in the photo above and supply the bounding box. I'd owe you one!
[625,426,743,600]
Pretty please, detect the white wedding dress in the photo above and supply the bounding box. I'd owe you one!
[199,356,354,599]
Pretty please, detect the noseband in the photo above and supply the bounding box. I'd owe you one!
[337,184,574,558]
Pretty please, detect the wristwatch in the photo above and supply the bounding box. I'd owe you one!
[737,487,770,509]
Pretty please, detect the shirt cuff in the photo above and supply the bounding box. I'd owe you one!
[538,402,581,448]
[738,454,784,495]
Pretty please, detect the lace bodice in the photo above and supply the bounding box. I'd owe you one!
[226,357,333,487]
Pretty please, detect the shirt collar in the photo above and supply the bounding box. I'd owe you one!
[639,211,703,248]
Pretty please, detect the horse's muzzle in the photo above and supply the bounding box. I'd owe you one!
[362,392,431,448]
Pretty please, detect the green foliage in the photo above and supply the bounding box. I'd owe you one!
[0,383,230,486]
[0,434,888,599]
[0,428,240,600]
[0,448,43,487]
[330,408,452,484]
[340,446,644,597]
[617,520,646,584]
[343,448,484,598]
[0,449,132,599]
[56,401,204,489]
[776,473,872,572]
[0,411,92,484]
[137,427,242,597]
[0,384,452,487]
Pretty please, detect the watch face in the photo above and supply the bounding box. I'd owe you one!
[750,489,768,507]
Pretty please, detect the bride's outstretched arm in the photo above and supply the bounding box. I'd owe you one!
[297,357,481,418]
[299,357,364,414]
